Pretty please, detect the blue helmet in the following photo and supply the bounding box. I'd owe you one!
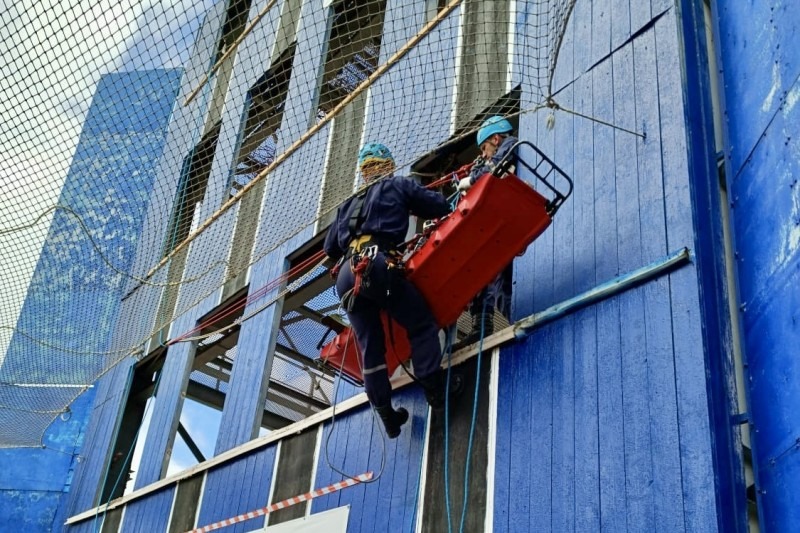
[358,142,394,169]
[477,116,514,146]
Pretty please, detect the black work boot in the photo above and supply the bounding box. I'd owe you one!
[374,405,409,438]
[419,370,464,411]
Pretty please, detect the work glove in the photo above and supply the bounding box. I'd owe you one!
[457,177,472,192]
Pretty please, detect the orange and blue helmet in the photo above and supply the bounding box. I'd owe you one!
[477,116,514,146]
[358,142,394,169]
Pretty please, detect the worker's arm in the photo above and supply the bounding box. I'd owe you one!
[399,177,451,219]
[323,209,345,261]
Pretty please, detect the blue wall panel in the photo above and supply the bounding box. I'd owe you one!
[135,304,207,488]
[215,228,312,453]
[195,445,276,532]
[312,387,428,533]
[714,1,800,528]
[120,486,175,533]
[494,4,719,531]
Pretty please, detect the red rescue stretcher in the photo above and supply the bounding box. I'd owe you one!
[319,312,411,383]
[319,140,572,383]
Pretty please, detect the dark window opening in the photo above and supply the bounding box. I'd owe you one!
[230,42,298,195]
[315,0,388,119]
[163,121,222,256]
[215,0,256,64]
[99,348,166,505]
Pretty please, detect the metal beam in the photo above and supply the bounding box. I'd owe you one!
[514,247,692,339]
[185,380,294,430]
[282,272,332,313]
[177,422,206,463]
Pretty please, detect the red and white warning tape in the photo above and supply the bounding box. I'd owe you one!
[186,471,373,533]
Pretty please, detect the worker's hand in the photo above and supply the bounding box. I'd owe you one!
[457,177,472,192]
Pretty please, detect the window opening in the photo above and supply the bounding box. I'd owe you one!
[230,42,298,196]
[315,0,388,119]
[99,348,166,504]
[164,288,247,476]
[268,234,357,423]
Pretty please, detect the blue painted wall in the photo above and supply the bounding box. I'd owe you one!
[713,1,800,530]
[494,2,721,530]
[0,389,95,533]
[61,0,751,530]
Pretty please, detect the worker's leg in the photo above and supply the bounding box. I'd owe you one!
[382,269,442,380]
[335,263,392,408]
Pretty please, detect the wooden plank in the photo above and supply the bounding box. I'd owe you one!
[195,446,277,532]
[548,35,578,526]
[612,41,657,533]
[592,57,627,531]
[395,388,428,531]
[633,26,684,532]
[215,242,287,453]
[571,51,601,531]
[168,475,205,533]
[492,344,514,531]
[611,0,631,50]
[526,327,553,531]
[134,309,202,489]
[422,354,491,532]
[630,0,652,38]
[591,0,612,70]
[655,13,718,532]
[267,428,318,525]
[120,487,175,533]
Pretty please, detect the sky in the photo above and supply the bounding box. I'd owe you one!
[0,0,216,364]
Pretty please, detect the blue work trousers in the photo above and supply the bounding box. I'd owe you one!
[335,252,442,408]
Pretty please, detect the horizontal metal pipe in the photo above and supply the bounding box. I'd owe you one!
[514,247,691,339]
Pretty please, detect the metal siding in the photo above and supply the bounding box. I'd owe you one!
[120,486,175,533]
[714,1,800,529]
[195,446,277,533]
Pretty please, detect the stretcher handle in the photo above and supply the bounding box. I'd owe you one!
[493,140,574,216]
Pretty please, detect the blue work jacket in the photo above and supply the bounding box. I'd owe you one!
[324,174,451,261]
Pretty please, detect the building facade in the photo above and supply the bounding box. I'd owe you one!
[56,0,799,532]
[0,69,182,531]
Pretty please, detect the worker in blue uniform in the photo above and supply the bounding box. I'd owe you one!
[456,116,518,343]
[324,142,457,438]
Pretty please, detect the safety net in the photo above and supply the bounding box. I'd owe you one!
[0,0,576,447]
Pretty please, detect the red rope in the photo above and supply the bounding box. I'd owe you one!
[168,249,326,344]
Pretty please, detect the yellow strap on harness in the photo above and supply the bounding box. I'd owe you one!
[349,234,374,253]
